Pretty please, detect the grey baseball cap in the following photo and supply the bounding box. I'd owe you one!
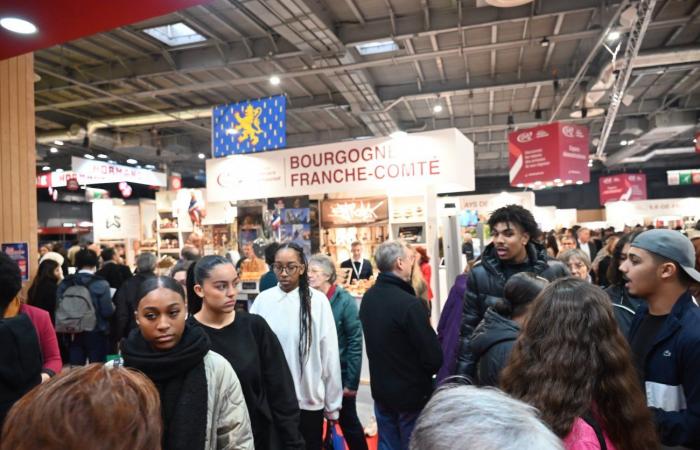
[631,229,700,283]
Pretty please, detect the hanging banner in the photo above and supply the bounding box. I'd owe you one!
[508,122,590,187]
[37,159,167,188]
[2,242,29,281]
[598,173,647,205]
[212,95,287,157]
[207,128,475,202]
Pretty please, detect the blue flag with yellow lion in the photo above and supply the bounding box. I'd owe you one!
[212,95,286,157]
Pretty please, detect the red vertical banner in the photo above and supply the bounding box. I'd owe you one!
[695,132,700,153]
[509,122,590,187]
[598,173,647,205]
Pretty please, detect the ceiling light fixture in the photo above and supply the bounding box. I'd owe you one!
[126,158,138,164]
[41,166,50,171]
[576,180,584,185]
[84,154,95,160]
[355,39,399,56]
[620,140,628,146]
[56,168,63,173]
[0,17,38,34]
[145,164,156,170]
[607,30,621,42]
[97,154,108,159]
[540,37,550,47]
[198,153,206,159]
[627,139,635,145]
[433,104,443,114]
[269,75,281,86]
[53,140,64,146]
[49,147,58,153]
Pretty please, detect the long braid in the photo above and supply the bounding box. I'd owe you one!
[279,243,313,376]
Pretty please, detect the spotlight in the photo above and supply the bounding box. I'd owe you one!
[0,17,37,34]
[540,37,550,48]
[198,153,206,159]
[97,154,108,159]
[53,140,64,146]
[50,147,58,153]
[433,104,443,114]
[126,159,138,164]
[269,75,281,86]
[41,166,50,171]
[84,154,95,160]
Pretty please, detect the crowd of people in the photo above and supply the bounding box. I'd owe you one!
[1,204,700,450]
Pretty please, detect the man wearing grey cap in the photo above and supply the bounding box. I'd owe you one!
[620,229,700,449]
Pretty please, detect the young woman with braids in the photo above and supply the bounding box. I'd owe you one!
[500,278,659,450]
[251,243,342,450]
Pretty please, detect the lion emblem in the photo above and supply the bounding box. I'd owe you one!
[230,104,265,146]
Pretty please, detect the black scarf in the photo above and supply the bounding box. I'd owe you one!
[122,324,210,450]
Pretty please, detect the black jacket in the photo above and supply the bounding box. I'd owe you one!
[340,258,373,281]
[455,242,568,377]
[0,314,42,425]
[605,284,643,338]
[96,261,132,290]
[469,308,519,387]
[360,272,442,411]
[113,272,154,344]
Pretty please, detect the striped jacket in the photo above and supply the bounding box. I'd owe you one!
[628,290,700,448]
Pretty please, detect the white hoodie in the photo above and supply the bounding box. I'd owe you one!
[251,285,343,418]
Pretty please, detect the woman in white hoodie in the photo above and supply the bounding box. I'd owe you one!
[251,243,342,450]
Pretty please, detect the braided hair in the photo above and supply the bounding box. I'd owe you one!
[277,242,313,374]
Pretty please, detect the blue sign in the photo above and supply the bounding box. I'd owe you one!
[212,95,287,157]
[2,242,29,281]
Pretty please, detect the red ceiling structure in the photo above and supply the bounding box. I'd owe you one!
[0,0,211,61]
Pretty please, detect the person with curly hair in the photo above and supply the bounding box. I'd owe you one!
[454,204,568,378]
[500,278,659,450]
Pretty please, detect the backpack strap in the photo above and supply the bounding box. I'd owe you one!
[581,411,608,450]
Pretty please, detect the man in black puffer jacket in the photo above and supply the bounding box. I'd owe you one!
[454,205,568,378]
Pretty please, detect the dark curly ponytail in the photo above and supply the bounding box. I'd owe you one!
[277,243,312,375]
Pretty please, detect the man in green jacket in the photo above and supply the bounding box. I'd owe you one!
[308,254,367,450]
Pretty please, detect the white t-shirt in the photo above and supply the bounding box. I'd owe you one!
[250,285,343,418]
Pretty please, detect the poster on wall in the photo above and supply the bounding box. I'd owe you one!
[508,122,590,187]
[2,242,29,281]
[212,95,286,157]
[598,174,647,205]
[92,201,140,240]
[265,195,312,255]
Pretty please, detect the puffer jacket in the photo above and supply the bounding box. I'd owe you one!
[203,351,255,450]
[328,285,363,391]
[469,308,519,387]
[108,351,254,450]
[455,241,568,377]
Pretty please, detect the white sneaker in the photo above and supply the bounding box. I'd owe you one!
[364,416,377,437]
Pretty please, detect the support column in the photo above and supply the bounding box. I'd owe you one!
[0,54,38,279]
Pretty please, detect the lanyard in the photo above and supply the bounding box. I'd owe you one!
[352,259,364,279]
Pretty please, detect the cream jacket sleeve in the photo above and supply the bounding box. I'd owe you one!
[204,351,254,450]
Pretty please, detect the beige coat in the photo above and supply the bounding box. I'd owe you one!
[107,351,254,450]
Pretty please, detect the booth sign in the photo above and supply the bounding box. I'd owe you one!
[206,128,475,202]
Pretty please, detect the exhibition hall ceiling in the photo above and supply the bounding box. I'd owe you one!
[20,0,700,177]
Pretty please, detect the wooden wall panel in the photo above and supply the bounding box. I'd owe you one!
[0,54,38,280]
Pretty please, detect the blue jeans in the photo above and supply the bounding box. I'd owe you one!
[374,402,421,450]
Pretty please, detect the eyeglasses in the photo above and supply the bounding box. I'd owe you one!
[272,263,302,274]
